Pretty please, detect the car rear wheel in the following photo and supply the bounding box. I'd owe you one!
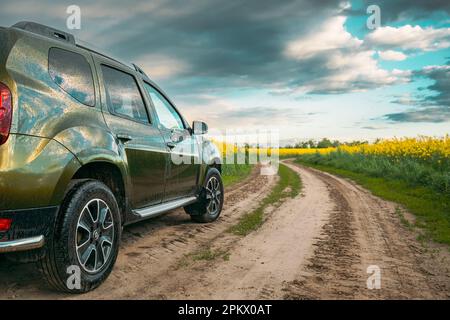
[39,180,121,293]
[185,168,224,223]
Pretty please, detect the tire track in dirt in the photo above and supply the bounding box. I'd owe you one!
[283,163,450,299]
[149,161,332,299]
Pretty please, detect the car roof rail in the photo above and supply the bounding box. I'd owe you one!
[132,63,150,78]
[11,21,146,78]
[12,21,76,45]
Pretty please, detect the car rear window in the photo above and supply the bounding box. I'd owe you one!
[48,47,95,106]
[101,65,149,124]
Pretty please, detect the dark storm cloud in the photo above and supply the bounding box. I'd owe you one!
[357,0,450,22]
[101,0,342,85]
[0,0,349,94]
[384,108,450,122]
[384,62,450,122]
[417,66,450,107]
[0,0,417,97]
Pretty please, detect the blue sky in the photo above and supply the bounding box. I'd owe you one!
[1,0,449,143]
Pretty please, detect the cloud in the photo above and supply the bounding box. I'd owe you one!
[179,95,307,130]
[384,63,450,122]
[361,126,387,130]
[285,16,362,59]
[366,25,450,51]
[0,0,417,98]
[0,0,64,18]
[134,54,189,80]
[416,64,450,106]
[0,1,445,113]
[284,16,409,94]
[378,50,407,61]
[358,0,450,22]
[384,108,450,123]
[390,93,415,105]
[98,0,344,83]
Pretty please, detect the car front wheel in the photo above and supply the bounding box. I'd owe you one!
[185,168,224,223]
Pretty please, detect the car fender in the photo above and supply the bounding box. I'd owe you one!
[51,126,131,203]
[198,137,222,187]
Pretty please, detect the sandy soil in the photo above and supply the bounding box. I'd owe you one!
[0,161,449,299]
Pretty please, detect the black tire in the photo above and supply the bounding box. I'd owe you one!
[39,180,121,293]
[185,168,224,223]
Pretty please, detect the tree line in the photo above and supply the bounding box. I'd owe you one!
[284,138,369,149]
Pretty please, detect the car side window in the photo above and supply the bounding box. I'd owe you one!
[143,83,184,130]
[49,48,95,106]
[101,65,149,124]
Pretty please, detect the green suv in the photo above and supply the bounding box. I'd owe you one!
[0,22,223,292]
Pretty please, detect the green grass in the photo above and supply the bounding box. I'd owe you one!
[394,206,414,231]
[229,163,302,236]
[296,154,450,246]
[222,163,253,187]
[190,248,228,261]
[177,247,230,268]
[297,151,450,195]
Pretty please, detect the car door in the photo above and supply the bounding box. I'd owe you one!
[142,82,200,201]
[96,60,168,209]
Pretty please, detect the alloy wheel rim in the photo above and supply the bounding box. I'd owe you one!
[205,176,222,215]
[76,199,114,273]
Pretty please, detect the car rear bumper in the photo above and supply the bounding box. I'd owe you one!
[0,206,58,253]
[0,235,45,253]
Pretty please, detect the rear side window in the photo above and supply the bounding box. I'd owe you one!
[49,48,95,106]
[101,65,149,124]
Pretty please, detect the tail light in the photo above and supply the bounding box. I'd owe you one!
[0,82,12,145]
[0,218,12,232]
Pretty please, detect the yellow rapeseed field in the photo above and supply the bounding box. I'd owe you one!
[339,136,450,162]
[213,141,335,158]
[214,136,450,163]
[271,147,336,157]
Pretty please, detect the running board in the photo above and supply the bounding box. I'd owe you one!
[134,196,197,219]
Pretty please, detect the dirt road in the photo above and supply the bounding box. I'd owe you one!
[1,161,449,299]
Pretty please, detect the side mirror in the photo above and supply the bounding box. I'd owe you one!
[192,121,208,135]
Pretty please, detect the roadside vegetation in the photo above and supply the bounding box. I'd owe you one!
[229,163,302,236]
[213,141,254,187]
[177,247,230,267]
[295,136,450,246]
[178,164,301,266]
[222,163,253,187]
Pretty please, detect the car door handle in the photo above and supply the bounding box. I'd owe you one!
[116,133,133,143]
[166,141,176,149]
